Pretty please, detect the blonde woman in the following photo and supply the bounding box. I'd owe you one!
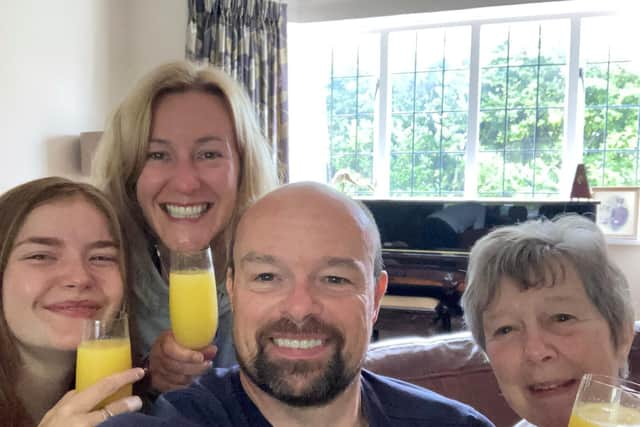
[92,60,279,394]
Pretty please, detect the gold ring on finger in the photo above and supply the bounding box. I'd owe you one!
[102,407,114,420]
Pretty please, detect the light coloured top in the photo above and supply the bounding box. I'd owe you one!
[129,234,236,368]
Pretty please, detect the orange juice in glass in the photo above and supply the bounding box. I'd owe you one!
[169,248,218,349]
[75,314,132,408]
[569,374,640,427]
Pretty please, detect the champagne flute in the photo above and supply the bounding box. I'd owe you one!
[169,247,218,349]
[75,313,132,408]
[569,373,640,427]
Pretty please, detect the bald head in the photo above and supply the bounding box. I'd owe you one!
[226,182,389,408]
[232,182,383,279]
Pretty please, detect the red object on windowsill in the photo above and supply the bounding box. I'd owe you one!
[570,163,592,199]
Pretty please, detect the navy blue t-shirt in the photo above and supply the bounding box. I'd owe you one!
[101,366,494,427]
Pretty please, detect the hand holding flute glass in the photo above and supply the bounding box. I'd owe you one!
[169,247,218,350]
[75,313,133,408]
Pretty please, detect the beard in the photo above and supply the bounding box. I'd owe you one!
[236,316,361,407]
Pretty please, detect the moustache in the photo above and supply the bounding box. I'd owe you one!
[256,317,344,344]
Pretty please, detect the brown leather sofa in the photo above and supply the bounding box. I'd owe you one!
[364,322,640,427]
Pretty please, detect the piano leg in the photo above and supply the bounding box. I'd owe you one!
[432,301,452,332]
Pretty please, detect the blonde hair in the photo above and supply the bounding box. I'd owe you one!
[92,60,279,260]
[0,177,126,426]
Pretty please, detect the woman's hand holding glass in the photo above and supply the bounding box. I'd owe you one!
[148,330,217,391]
[39,314,144,427]
[569,374,640,427]
[38,368,144,427]
[75,314,132,404]
[148,247,219,392]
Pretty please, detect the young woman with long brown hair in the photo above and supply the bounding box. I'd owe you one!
[0,177,143,426]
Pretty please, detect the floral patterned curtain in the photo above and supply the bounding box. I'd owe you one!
[187,0,289,180]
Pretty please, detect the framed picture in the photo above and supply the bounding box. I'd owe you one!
[592,186,640,238]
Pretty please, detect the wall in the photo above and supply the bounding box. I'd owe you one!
[107,0,188,107]
[608,245,640,319]
[0,0,186,193]
[286,0,570,22]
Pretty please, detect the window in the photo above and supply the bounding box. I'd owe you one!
[581,16,640,187]
[289,4,640,199]
[478,20,568,197]
[389,27,470,197]
[326,35,379,196]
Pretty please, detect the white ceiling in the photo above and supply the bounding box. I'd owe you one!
[285,0,572,22]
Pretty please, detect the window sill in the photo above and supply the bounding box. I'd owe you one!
[606,238,640,246]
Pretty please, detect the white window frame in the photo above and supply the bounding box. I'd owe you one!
[289,2,627,199]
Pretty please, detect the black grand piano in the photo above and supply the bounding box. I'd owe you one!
[360,198,597,339]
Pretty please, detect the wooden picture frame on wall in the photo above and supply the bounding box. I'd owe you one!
[592,186,640,239]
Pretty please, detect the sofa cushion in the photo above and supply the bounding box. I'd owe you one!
[364,332,519,427]
[628,321,640,384]
[365,322,640,427]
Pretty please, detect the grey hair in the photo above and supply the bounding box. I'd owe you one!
[462,214,634,357]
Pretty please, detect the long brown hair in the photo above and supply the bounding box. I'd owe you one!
[0,177,126,427]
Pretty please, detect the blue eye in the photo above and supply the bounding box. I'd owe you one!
[494,326,513,336]
[90,255,118,264]
[552,313,574,322]
[147,151,168,161]
[26,253,52,261]
[198,151,222,160]
[324,276,350,285]
[255,272,274,282]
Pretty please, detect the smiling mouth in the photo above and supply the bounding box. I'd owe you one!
[162,203,211,219]
[528,379,577,394]
[273,338,324,350]
[45,301,101,318]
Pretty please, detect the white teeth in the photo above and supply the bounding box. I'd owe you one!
[534,385,556,391]
[531,382,562,391]
[273,338,323,349]
[164,204,209,219]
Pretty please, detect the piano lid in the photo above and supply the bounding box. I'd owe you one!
[360,198,597,253]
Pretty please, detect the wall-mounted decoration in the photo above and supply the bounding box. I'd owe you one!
[592,186,640,239]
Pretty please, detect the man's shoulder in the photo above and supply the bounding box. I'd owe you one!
[362,369,495,426]
[100,367,247,427]
[153,367,244,419]
[99,412,197,427]
[165,366,237,398]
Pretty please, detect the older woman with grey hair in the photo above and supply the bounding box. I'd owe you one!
[462,214,635,427]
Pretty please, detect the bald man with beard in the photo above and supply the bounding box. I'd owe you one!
[104,182,494,427]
